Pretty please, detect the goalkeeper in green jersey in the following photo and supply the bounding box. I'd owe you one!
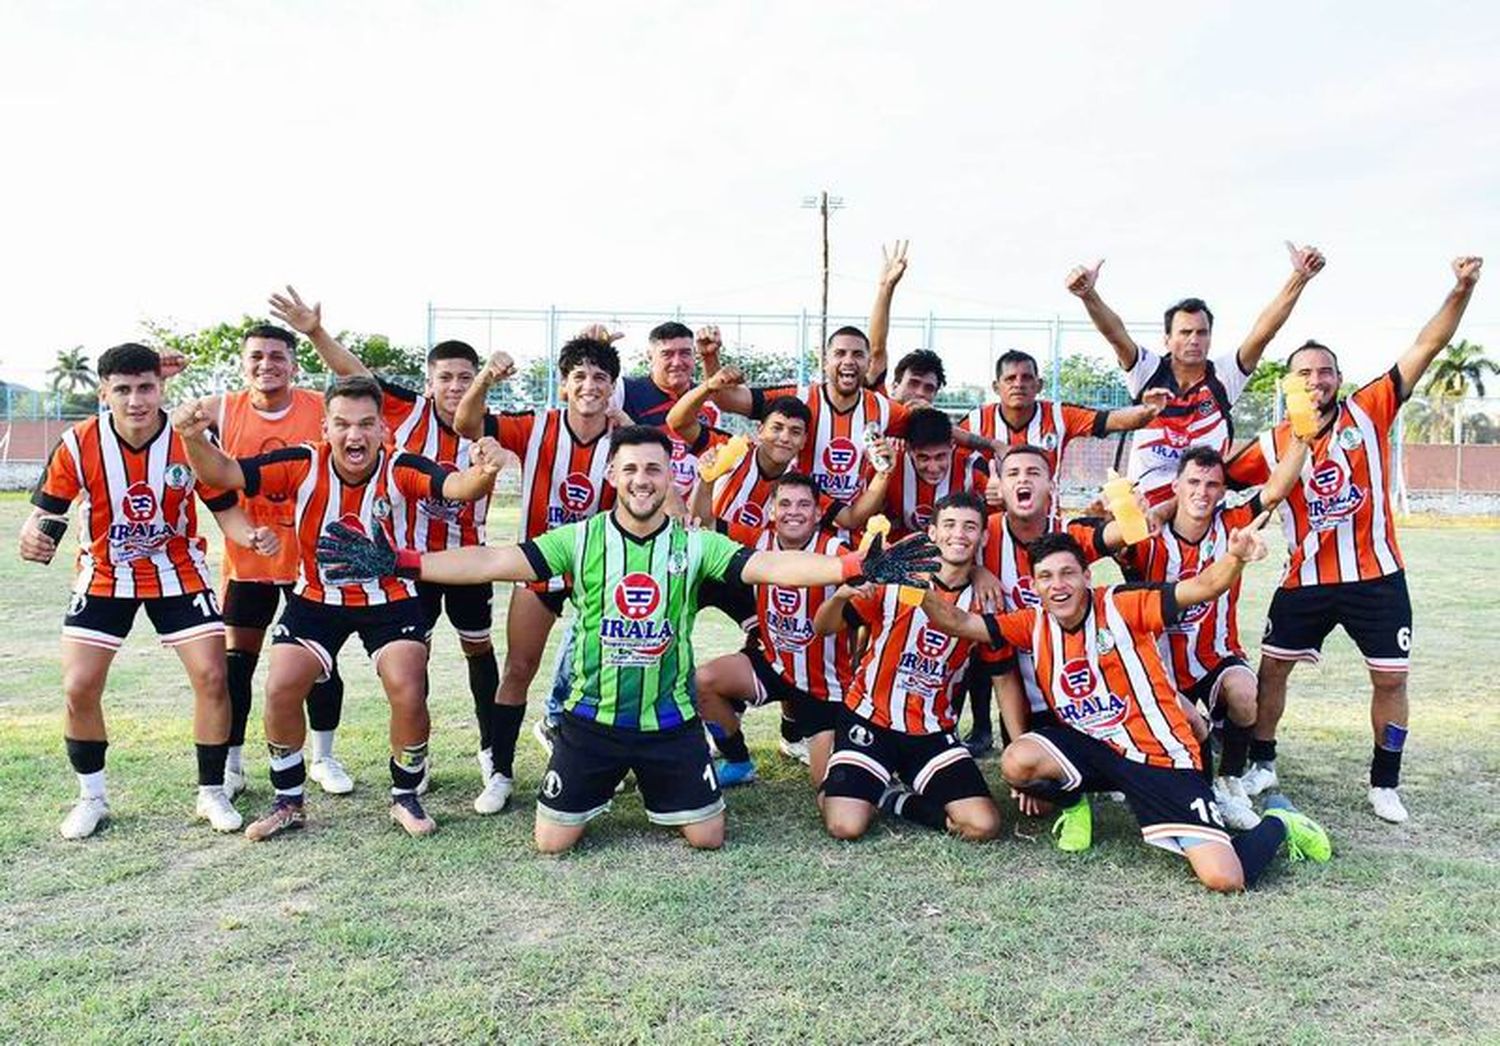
[317,425,939,854]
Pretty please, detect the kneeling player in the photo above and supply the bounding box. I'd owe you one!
[923,528,1331,892]
[694,472,854,787]
[314,426,939,854]
[21,344,278,838]
[813,492,1002,843]
[174,376,504,838]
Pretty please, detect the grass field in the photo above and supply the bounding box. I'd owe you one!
[1,492,1497,1044]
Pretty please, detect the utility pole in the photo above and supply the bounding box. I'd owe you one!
[802,191,844,350]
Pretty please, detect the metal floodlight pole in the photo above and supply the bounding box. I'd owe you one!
[802,191,845,351]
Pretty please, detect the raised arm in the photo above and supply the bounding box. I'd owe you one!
[669,366,743,443]
[268,285,370,378]
[867,240,908,386]
[1258,432,1310,511]
[436,437,505,502]
[917,587,992,643]
[834,447,895,530]
[1395,256,1484,396]
[742,534,939,589]
[696,326,722,382]
[1173,511,1268,607]
[1102,388,1170,432]
[455,352,514,439]
[171,402,247,491]
[1065,260,1138,370]
[1234,242,1327,373]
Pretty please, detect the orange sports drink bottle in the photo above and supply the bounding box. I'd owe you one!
[1282,373,1319,439]
[698,434,750,482]
[1103,469,1150,545]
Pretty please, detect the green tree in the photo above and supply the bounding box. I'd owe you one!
[1420,340,1497,443]
[48,346,95,395]
[1246,358,1289,394]
[1055,352,1129,406]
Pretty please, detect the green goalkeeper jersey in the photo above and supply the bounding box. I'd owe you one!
[522,512,751,731]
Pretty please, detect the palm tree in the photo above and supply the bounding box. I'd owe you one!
[48,346,94,395]
[1421,340,1497,490]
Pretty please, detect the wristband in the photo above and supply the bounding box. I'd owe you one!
[395,549,423,579]
[839,551,865,583]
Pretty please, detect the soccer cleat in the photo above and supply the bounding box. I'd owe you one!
[308,756,354,795]
[389,794,437,837]
[1051,799,1093,853]
[1263,795,1332,862]
[778,738,811,766]
[1240,760,1279,797]
[195,788,244,833]
[245,796,306,841]
[59,796,110,840]
[1368,786,1409,824]
[532,717,559,757]
[715,759,758,788]
[1213,776,1261,830]
[473,772,514,815]
[224,767,248,800]
[962,729,994,758]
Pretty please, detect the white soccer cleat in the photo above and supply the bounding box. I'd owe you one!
[1240,761,1279,797]
[778,738,812,766]
[473,772,514,815]
[309,756,355,795]
[1213,777,1261,830]
[195,788,245,832]
[224,767,248,800]
[59,796,110,840]
[1368,786,1409,824]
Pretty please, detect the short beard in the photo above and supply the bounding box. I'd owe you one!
[622,491,666,522]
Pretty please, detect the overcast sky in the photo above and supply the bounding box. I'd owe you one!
[1,1,1495,389]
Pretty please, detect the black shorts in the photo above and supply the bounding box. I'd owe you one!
[1024,725,1230,853]
[515,583,570,619]
[747,652,840,736]
[823,708,992,807]
[417,580,493,641]
[222,579,293,630]
[271,594,430,681]
[1182,655,1254,713]
[537,712,725,827]
[1262,571,1413,672]
[63,590,224,651]
[699,576,758,633]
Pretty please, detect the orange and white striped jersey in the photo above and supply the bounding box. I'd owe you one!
[1228,369,1404,589]
[380,380,497,552]
[496,409,614,594]
[216,388,325,583]
[33,413,235,599]
[981,513,1109,713]
[870,446,988,539]
[240,443,448,606]
[986,585,1202,771]
[958,399,1107,482]
[750,384,909,503]
[1124,348,1252,505]
[727,522,854,701]
[709,448,838,531]
[845,581,1001,734]
[1116,498,1261,691]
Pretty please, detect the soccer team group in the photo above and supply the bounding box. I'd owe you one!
[20,245,1484,892]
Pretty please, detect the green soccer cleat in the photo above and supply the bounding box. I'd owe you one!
[1051,798,1092,853]
[1263,796,1332,863]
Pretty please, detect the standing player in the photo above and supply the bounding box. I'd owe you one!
[922,528,1333,892]
[173,375,504,838]
[451,337,619,813]
[20,344,277,838]
[190,323,349,798]
[693,472,854,788]
[960,350,1169,484]
[270,287,507,812]
[813,492,1003,843]
[1064,242,1326,503]
[314,426,940,853]
[1111,442,1307,829]
[1228,256,1483,823]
